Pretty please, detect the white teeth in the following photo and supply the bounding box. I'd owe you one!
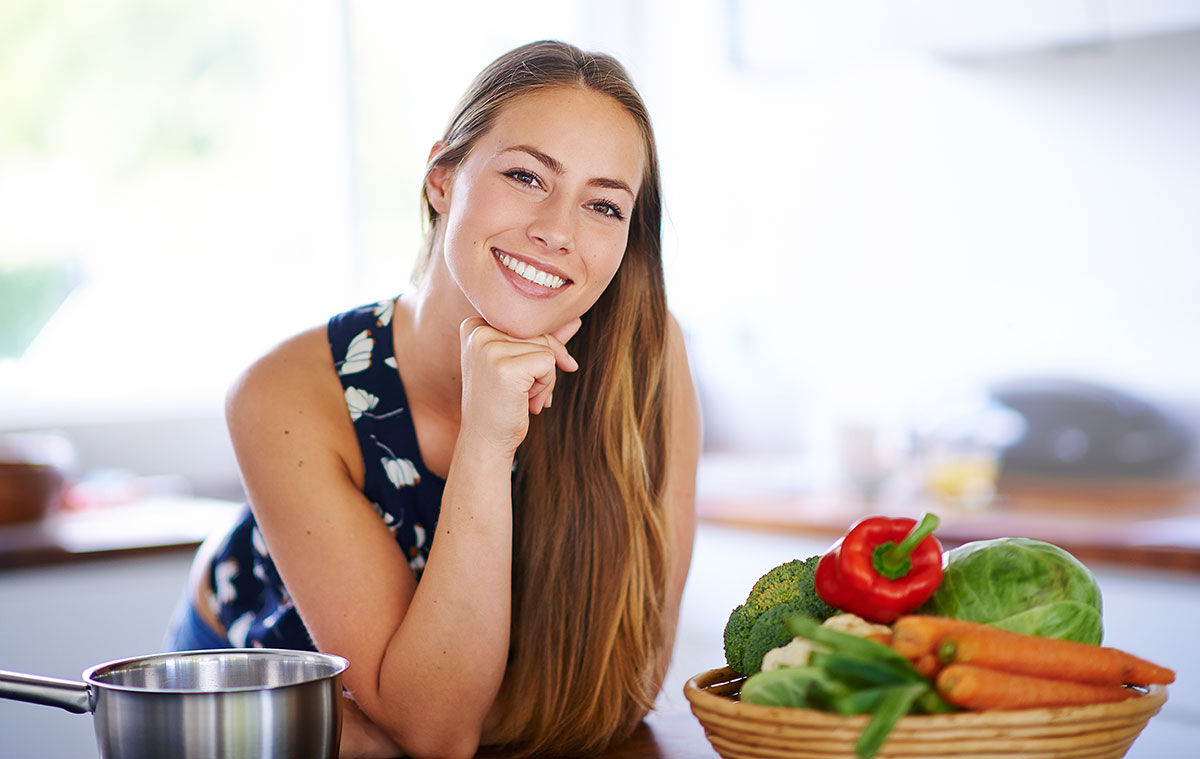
[495,250,566,288]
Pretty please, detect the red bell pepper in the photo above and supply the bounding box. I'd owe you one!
[814,513,944,624]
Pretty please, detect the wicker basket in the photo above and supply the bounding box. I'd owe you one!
[684,667,1167,759]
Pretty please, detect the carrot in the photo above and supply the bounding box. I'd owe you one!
[938,626,1176,687]
[890,615,984,659]
[936,664,1138,710]
[866,631,893,647]
[911,653,941,679]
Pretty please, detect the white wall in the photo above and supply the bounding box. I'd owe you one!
[649,21,1200,468]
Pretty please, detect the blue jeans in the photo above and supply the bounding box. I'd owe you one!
[162,587,231,652]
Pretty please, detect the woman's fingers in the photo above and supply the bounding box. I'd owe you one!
[543,330,579,374]
[457,316,583,446]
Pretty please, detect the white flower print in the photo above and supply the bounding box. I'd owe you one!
[262,603,291,629]
[228,612,255,648]
[374,299,394,327]
[413,522,426,550]
[408,553,426,574]
[382,456,421,488]
[345,387,379,421]
[385,356,397,370]
[215,558,239,605]
[339,329,374,375]
[370,501,401,534]
[251,526,269,557]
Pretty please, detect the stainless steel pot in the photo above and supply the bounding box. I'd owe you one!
[0,648,348,758]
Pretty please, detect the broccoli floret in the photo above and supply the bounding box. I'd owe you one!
[746,556,840,620]
[722,555,839,676]
[741,600,812,676]
[723,604,755,673]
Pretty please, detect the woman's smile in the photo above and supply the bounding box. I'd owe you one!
[492,247,571,292]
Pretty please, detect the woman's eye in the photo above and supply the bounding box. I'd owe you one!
[588,201,625,220]
[505,169,541,188]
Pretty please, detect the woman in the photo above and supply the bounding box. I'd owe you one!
[167,40,701,758]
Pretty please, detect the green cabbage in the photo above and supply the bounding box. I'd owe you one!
[918,537,1103,644]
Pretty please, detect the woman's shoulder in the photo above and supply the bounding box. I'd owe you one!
[225,324,347,437]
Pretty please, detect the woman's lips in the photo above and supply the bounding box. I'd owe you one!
[492,248,572,291]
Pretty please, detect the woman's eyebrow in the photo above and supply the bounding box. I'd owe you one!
[502,144,564,175]
[500,144,635,197]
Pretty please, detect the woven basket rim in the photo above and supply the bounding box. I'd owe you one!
[684,666,1169,729]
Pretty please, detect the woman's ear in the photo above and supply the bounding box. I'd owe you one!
[425,142,453,215]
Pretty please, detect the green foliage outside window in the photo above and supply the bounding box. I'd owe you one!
[0,0,261,356]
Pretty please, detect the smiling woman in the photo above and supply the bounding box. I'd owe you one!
[163,40,701,759]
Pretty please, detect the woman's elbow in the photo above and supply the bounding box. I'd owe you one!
[386,723,482,759]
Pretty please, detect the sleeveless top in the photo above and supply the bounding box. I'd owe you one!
[207,297,446,649]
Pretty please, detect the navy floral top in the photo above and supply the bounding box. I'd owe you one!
[207,297,445,649]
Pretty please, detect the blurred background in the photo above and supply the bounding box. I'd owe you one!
[2,0,1199,499]
[2,1,1199,756]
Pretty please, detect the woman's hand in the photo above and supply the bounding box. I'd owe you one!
[457,316,581,455]
[339,694,404,758]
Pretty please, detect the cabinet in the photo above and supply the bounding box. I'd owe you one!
[0,552,194,759]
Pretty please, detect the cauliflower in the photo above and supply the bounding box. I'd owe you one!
[761,637,815,672]
[758,613,892,673]
[822,613,892,643]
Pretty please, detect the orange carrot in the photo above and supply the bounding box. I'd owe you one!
[890,615,985,659]
[866,631,894,647]
[936,664,1139,710]
[939,626,1175,687]
[912,653,941,679]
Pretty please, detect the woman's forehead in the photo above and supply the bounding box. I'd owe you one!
[481,87,646,193]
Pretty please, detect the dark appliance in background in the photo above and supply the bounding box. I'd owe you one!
[990,378,1195,480]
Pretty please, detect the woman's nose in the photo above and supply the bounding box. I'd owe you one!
[526,194,573,252]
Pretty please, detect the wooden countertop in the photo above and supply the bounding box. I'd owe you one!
[4,469,1200,576]
[476,703,718,759]
[0,496,242,570]
[697,472,1200,573]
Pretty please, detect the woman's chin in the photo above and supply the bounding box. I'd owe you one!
[478,309,566,341]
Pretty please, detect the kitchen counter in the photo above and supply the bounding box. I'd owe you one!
[477,704,717,759]
[2,518,1193,758]
[4,473,1200,574]
[0,496,242,570]
[697,468,1200,574]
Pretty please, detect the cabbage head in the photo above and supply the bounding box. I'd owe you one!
[918,537,1103,644]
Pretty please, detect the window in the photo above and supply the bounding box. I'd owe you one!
[0,0,356,424]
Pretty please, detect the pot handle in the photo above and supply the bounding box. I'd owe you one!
[0,670,93,714]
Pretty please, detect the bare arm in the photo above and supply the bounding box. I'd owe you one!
[651,314,702,692]
[227,320,577,759]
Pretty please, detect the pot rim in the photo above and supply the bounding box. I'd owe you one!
[82,648,349,695]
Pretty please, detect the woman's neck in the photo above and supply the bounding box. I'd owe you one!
[395,253,476,427]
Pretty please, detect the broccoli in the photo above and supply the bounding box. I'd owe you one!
[722,604,755,674]
[722,555,839,676]
[741,599,813,676]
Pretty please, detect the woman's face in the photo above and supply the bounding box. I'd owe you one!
[427,86,646,339]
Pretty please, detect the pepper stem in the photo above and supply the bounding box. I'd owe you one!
[873,513,940,580]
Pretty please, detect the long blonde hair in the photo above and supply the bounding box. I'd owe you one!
[415,41,670,755]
